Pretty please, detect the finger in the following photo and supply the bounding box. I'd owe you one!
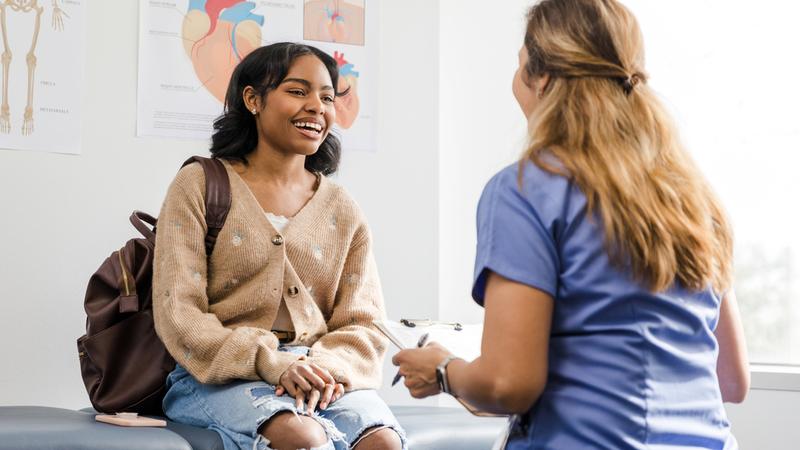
[275,385,284,396]
[329,383,344,403]
[411,382,442,399]
[309,363,336,385]
[391,351,405,366]
[424,342,441,351]
[411,386,437,399]
[406,373,436,390]
[283,381,299,398]
[306,389,321,414]
[290,372,313,392]
[295,389,305,411]
[297,365,327,390]
[319,383,335,409]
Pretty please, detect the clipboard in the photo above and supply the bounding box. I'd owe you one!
[373,319,481,361]
[374,319,507,418]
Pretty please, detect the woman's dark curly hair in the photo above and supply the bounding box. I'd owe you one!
[209,42,343,175]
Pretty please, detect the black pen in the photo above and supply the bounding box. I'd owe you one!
[392,333,429,386]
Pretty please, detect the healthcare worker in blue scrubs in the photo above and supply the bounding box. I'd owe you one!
[393,0,750,448]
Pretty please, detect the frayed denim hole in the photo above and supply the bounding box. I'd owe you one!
[253,432,271,450]
[256,410,337,450]
[246,385,305,448]
[252,409,302,449]
[308,412,346,445]
[350,423,408,450]
[309,440,336,450]
[247,386,279,409]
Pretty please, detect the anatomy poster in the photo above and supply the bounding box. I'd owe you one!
[137,0,378,152]
[0,0,84,154]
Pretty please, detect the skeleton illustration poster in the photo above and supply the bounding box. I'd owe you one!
[137,0,378,152]
[0,0,84,154]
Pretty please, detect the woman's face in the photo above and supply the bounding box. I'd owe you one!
[254,54,336,156]
[512,45,542,119]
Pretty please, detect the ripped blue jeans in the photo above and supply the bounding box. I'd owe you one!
[163,346,406,450]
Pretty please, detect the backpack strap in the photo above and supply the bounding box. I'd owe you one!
[129,211,157,244]
[182,156,232,256]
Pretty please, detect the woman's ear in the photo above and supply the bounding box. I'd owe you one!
[242,86,261,114]
[534,73,551,99]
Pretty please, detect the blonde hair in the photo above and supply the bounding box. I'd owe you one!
[522,0,732,293]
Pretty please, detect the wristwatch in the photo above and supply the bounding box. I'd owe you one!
[435,355,461,395]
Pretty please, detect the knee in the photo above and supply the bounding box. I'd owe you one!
[259,412,329,450]
[353,427,402,450]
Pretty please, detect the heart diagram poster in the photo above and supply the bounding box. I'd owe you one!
[137,0,377,152]
[0,0,85,154]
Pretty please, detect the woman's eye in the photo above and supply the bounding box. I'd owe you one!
[289,89,305,96]
[323,96,335,103]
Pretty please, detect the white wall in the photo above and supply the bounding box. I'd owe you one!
[0,0,440,409]
[726,389,800,449]
[437,0,532,324]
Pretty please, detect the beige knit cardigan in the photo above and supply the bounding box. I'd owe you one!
[152,161,388,390]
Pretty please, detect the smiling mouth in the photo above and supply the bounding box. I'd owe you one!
[292,120,324,138]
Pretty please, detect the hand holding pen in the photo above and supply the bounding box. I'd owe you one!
[391,336,454,399]
[392,333,429,386]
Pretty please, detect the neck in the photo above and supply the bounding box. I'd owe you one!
[243,143,311,186]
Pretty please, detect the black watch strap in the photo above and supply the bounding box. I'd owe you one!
[436,355,461,395]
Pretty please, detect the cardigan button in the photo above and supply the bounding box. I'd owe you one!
[288,286,299,297]
[271,235,284,246]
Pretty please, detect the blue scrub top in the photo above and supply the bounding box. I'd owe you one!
[472,160,736,449]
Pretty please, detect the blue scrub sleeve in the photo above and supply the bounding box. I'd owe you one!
[472,173,559,305]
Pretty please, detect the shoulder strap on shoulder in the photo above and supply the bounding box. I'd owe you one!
[182,156,232,256]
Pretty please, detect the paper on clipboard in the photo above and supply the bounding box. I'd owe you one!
[373,319,482,362]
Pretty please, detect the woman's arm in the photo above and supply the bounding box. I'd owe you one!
[394,271,553,415]
[449,272,553,414]
[715,289,750,403]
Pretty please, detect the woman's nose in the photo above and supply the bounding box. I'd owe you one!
[305,95,324,113]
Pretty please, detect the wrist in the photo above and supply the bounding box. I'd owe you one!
[435,355,462,395]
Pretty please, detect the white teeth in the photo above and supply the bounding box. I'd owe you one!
[293,121,322,132]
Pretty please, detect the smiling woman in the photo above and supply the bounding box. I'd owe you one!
[209,43,344,176]
[244,58,337,157]
[151,42,405,450]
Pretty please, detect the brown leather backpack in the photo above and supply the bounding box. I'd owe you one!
[77,156,231,414]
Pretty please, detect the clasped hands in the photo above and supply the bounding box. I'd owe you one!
[276,361,345,414]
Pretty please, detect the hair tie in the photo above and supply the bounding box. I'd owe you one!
[620,73,642,96]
